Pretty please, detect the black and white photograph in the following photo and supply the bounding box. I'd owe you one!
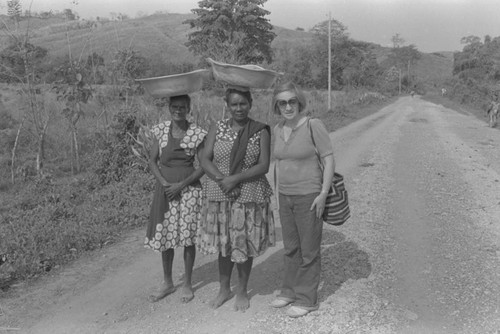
[1,0,499,333]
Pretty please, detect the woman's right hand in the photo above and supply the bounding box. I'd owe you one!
[216,176,241,199]
[310,191,328,218]
[216,175,239,193]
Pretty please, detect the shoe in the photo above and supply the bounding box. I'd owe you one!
[286,306,311,318]
[269,298,293,308]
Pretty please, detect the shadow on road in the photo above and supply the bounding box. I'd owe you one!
[319,228,372,302]
[188,227,371,303]
[189,227,284,298]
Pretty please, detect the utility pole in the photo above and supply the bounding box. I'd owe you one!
[407,60,411,90]
[398,68,402,95]
[328,11,332,111]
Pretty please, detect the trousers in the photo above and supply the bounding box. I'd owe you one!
[278,192,322,309]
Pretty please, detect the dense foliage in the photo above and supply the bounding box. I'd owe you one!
[184,0,276,64]
[271,21,391,93]
[445,35,500,109]
[0,40,48,83]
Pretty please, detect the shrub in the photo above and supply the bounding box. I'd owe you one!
[0,168,154,280]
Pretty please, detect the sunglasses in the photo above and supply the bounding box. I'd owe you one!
[277,98,299,108]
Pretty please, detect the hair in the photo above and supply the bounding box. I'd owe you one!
[224,88,253,108]
[169,94,191,107]
[271,81,307,115]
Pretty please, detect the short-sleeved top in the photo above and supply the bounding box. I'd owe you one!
[205,119,273,203]
[151,120,207,158]
[274,117,333,195]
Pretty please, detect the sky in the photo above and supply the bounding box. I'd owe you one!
[2,0,500,53]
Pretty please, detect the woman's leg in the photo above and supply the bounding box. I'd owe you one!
[291,193,323,310]
[277,193,300,302]
[209,253,235,309]
[149,249,176,302]
[181,245,196,303]
[234,257,253,311]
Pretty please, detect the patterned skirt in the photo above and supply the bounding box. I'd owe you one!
[197,199,275,263]
[144,185,202,251]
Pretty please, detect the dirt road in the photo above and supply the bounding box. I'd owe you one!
[2,96,500,333]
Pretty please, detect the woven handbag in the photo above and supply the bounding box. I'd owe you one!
[308,119,351,226]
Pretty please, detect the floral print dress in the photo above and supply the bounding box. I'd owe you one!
[145,121,207,251]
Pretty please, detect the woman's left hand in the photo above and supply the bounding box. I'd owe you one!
[216,175,239,194]
[164,182,183,201]
[310,192,328,218]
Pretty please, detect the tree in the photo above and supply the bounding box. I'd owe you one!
[388,44,421,92]
[307,18,349,89]
[391,33,405,48]
[460,35,481,45]
[310,19,348,39]
[111,48,149,90]
[52,59,93,174]
[285,43,316,88]
[0,39,53,175]
[7,0,22,25]
[454,35,500,81]
[184,0,275,64]
[86,52,106,85]
[63,8,76,20]
[0,42,45,83]
[301,18,381,90]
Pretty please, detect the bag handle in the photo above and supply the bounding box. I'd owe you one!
[273,123,280,211]
[307,118,325,173]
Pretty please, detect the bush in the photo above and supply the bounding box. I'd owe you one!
[89,106,142,186]
[0,168,154,281]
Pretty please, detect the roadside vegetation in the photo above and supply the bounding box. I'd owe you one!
[438,35,500,114]
[0,0,497,288]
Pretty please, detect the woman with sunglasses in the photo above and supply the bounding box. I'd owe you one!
[145,94,207,303]
[270,82,335,318]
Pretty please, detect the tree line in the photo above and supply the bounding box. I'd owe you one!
[445,35,500,108]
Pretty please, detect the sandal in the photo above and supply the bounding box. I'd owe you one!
[286,306,311,318]
[269,298,293,308]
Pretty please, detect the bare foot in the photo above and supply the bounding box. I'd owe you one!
[180,285,194,303]
[148,284,176,303]
[209,288,233,309]
[233,290,250,312]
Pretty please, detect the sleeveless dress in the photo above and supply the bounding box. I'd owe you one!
[145,121,207,251]
[197,119,275,263]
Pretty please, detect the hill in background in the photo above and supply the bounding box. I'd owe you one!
[0,13,453,83]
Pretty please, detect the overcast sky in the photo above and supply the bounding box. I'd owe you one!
[3,0,500,52]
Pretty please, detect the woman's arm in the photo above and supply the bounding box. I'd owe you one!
[199,123,225,180]
[320,153,335,193]
[164,142,206,200]
[218,128,271,193]
[148,140,168,187]
[310,153,335,218]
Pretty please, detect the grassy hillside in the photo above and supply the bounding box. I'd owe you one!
[413,51,454,86]
[373,45,454,87]
[1,13,453,81]
[1,13,198,70]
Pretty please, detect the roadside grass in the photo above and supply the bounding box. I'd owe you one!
[0,88,391,288]
[421,92,491,125]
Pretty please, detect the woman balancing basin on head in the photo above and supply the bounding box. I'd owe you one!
[196,59,282,311]
[136,70,209,303]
